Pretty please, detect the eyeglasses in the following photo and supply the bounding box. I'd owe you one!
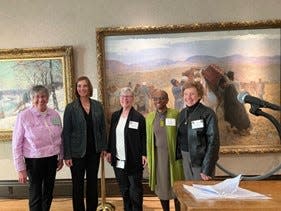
[120,95,133,99]
[153,97,167,101]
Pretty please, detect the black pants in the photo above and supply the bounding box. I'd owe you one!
[114,167,143,211]
[70,152,100,211]
[160,198,181,211]
[25,155,58,211]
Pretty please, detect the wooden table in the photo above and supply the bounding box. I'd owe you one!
[173,180,281,211]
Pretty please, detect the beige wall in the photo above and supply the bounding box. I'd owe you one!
[0,0,280,179]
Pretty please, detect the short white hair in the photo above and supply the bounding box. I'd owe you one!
[120,87,134,96]
[30,85,49,98]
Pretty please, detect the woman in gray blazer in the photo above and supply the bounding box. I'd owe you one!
[62,76,107,211]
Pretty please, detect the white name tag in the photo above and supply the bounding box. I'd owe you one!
[165,118,176,126]
[51,117,61,126]
[129,121,139,129]
[191,119,204,129]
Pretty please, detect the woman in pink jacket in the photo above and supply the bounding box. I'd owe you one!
[12,85,63,211]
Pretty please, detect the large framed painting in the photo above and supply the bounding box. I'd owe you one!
[0,46,75,141]
[96,20,281,154]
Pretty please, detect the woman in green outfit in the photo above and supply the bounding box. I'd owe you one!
[146,89,184,211]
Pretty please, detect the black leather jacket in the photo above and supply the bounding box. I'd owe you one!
[176,103,220,176]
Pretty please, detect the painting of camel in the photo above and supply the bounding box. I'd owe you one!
[97,21,281,153]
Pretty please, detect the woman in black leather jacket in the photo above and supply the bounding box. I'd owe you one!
[176,81,220,180]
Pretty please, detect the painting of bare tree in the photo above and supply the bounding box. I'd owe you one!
[0,46,74,141]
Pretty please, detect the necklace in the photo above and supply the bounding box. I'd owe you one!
[157,110,166,127]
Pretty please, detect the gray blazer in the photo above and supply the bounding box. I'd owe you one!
[62,99,107,159]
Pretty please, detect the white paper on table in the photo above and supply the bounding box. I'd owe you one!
[192,174,242,195]
[183,174,271,200]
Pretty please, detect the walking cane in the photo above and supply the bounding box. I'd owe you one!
[96,155,115,211]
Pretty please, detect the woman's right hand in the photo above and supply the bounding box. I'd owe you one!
[106,153,112,164]
[64,159,73,167]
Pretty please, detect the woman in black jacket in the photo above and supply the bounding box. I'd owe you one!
[106,87,147,211]
[62,76,107,211]
[176,81,220,181]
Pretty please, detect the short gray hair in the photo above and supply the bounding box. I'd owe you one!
[120,87,134,97]
[30,85,49,98]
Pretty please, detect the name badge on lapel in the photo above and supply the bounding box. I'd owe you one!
[129,121,139,129]
[51,117,61,126]
[165,118,176,126]
[191,119,204,129]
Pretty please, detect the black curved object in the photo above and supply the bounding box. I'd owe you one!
[216,103,281,180]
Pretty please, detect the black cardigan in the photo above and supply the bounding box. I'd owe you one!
[107,107,146,174]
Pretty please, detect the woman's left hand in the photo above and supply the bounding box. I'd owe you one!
[57,159,64,171]
[142,156,147,167]
[200,173,212,181]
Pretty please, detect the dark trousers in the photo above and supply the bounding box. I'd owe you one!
[114,167,143,211]
[70,152,100,211]
[160,198,181,211]
[25,155,58,211]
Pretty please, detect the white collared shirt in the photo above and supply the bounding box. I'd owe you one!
[116,116,127,161]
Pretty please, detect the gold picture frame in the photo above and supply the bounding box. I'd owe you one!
[96,20,281,154]
[0,46,75,141]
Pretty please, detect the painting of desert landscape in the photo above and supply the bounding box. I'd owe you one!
[103,28,280,152]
